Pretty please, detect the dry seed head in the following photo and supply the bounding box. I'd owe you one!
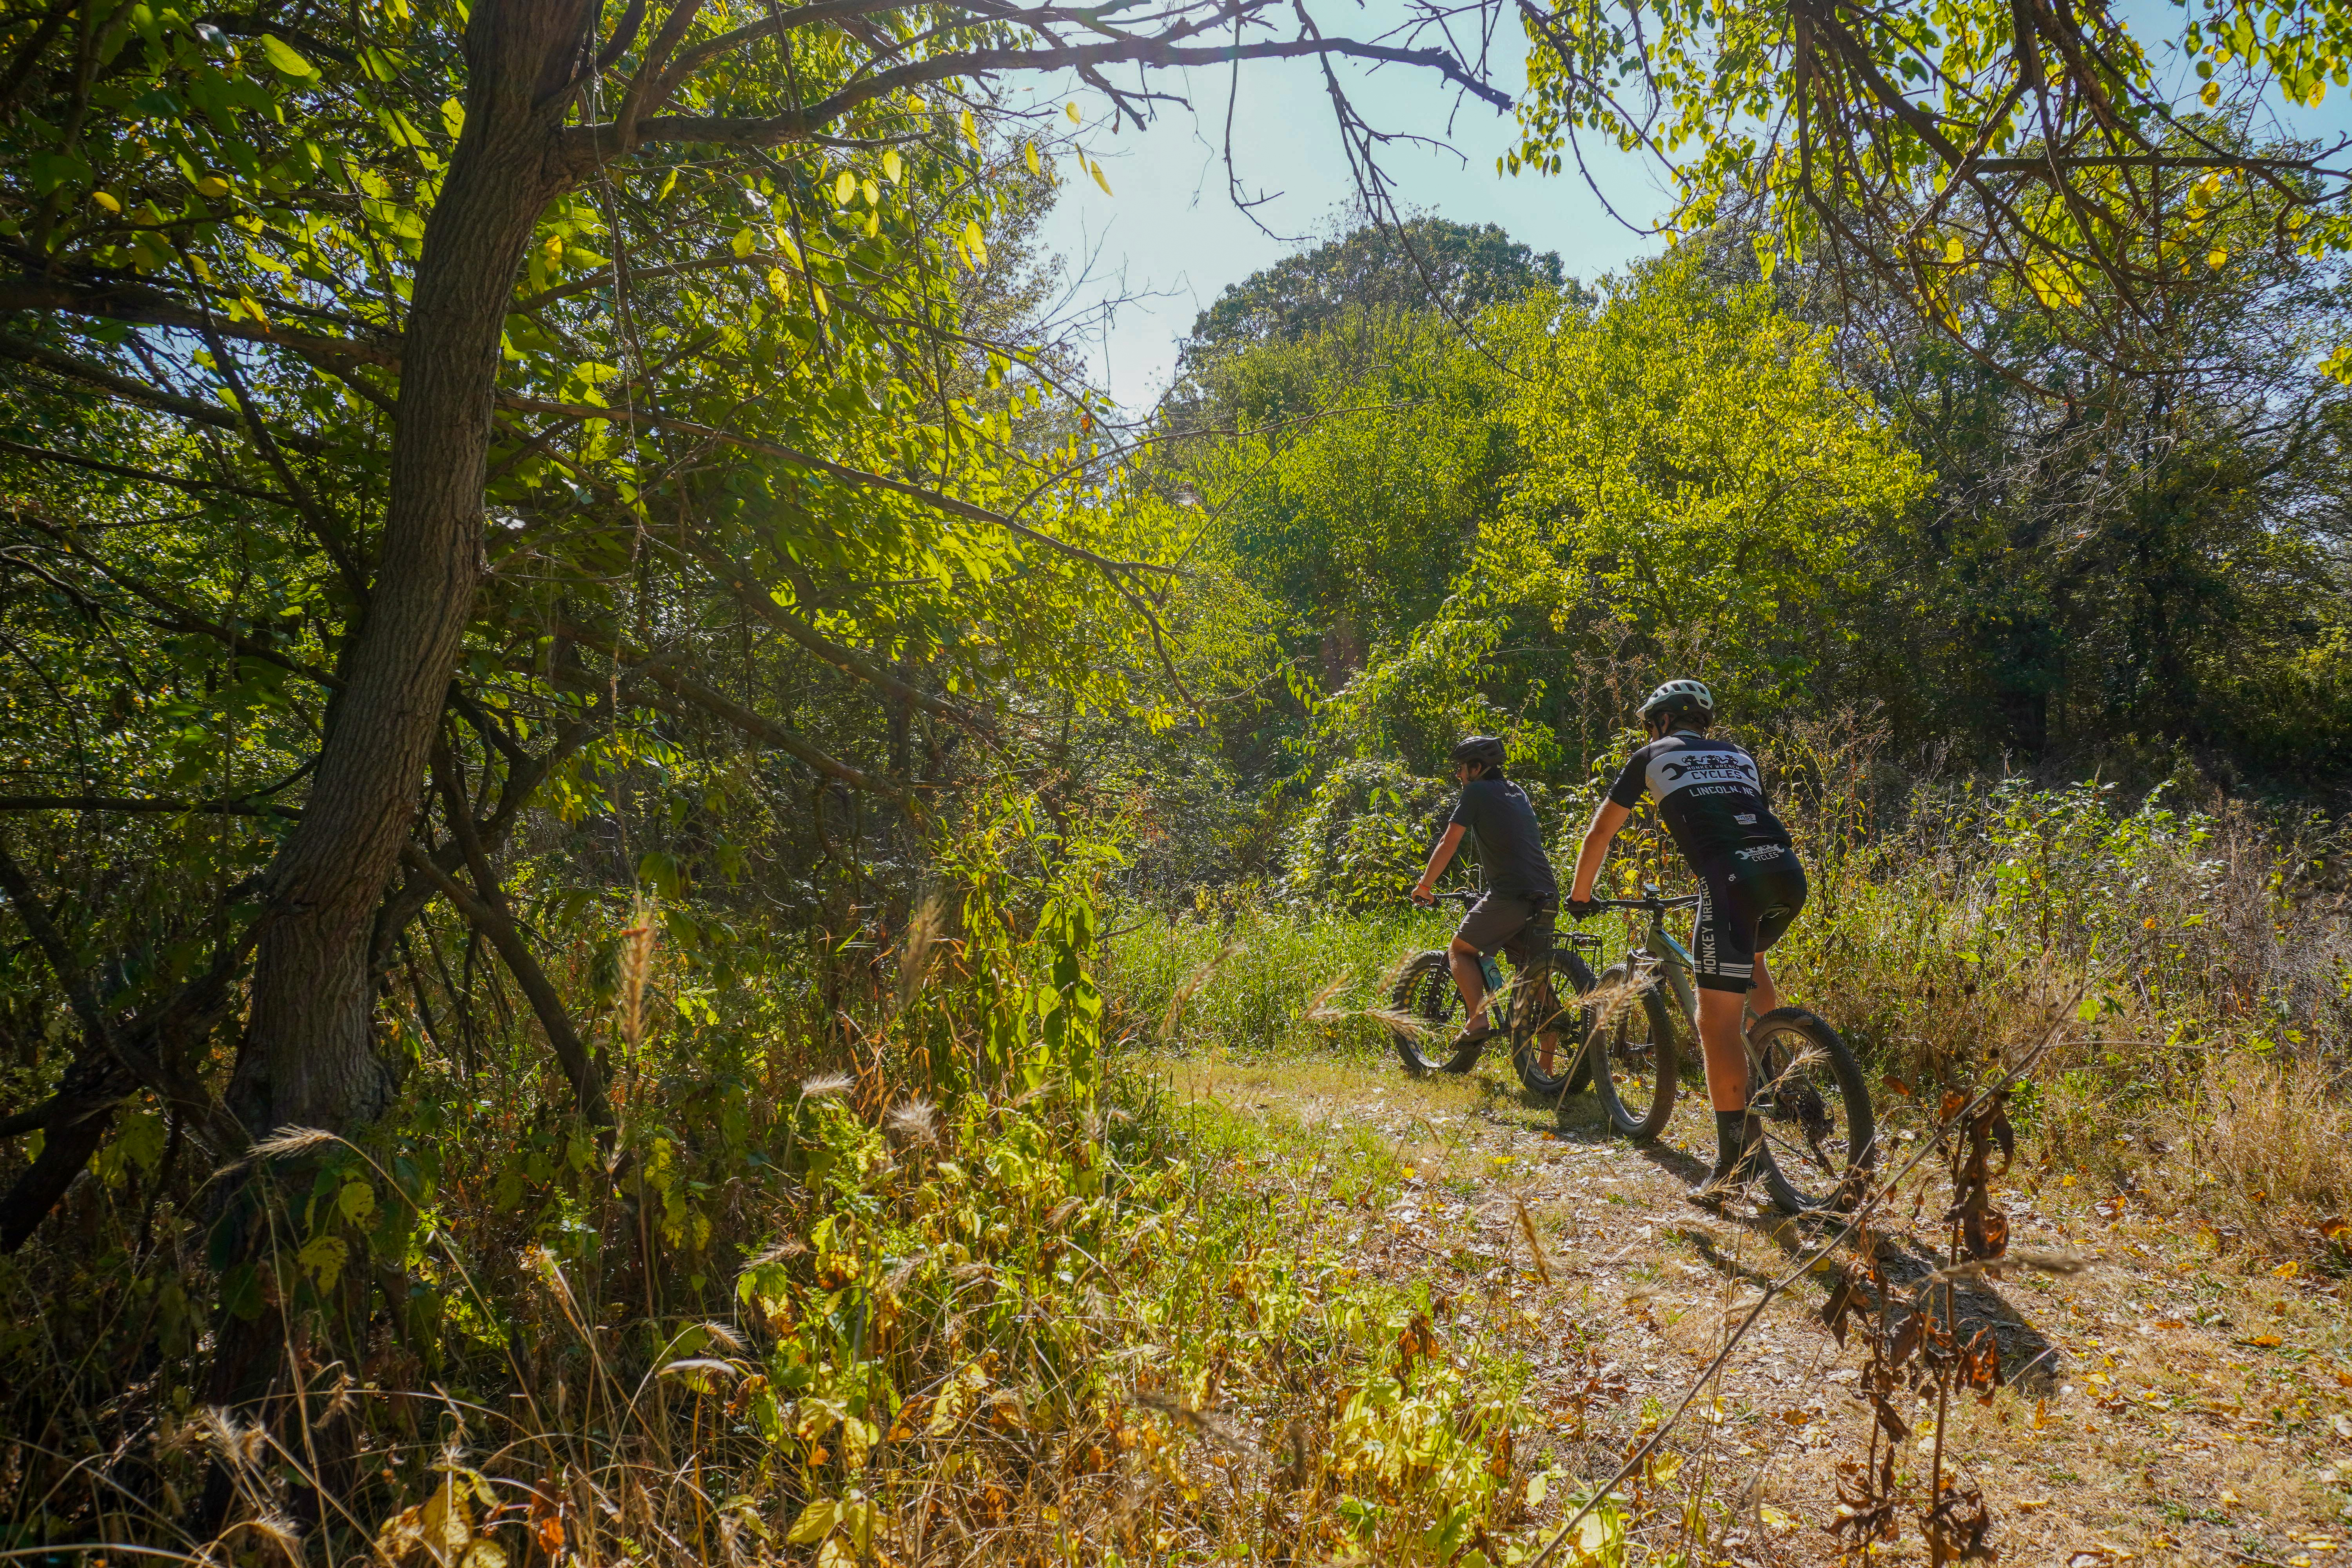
[1160,938,1240,1039]
[250,1125,339,1160]
[743,1238,809,1268]
[1513,1198,1555,1287]
[799,1072,853,1100]
[198,1407,258,1469]
[693,1319,746,1352]
[1585,956,1663,1034]
[618,902,657,1048]
[1132,1391,1258,1456]
[896,892,947,1011]
[1359,1004,1441,1040]
[1301,970,1353,1023]
[247,1512,305,1557]
[885,1097,940,1144]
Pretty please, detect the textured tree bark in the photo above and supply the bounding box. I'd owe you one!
[199,0,596,1525]
[227,0,593,1142]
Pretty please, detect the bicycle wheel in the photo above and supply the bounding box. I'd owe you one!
[1387,951,1483,1074]
[1508,950,1598,1099]
[1584,963,1678,1140]
[1747,1007,1875,1213]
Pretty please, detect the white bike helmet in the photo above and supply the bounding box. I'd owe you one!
[1639,678,1715,725]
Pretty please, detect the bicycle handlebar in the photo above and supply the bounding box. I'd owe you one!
[1578,893,1701,914]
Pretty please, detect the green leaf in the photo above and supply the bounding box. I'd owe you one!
[258,33,315,76]
[219,1262,265,1321]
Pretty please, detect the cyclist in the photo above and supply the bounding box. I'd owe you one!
[1563,680,1808,1205]
[1410,735,1563,1067]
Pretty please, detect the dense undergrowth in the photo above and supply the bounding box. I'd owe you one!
[1,813,1573,1568]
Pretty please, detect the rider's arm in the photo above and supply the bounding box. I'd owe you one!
[1566,800,1632,903]
[1412,823,1467,904]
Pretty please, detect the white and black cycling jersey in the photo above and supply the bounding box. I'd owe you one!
[1605,731,1794,871]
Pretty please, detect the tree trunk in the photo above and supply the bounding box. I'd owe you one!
[228,0,590,1141]
[201,0,594,1524]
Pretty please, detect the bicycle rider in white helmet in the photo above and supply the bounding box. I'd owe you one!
[1563,680,1809,1205]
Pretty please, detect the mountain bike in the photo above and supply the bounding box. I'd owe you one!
[1388,890,1603,1100]
[1573,884,1875,1213]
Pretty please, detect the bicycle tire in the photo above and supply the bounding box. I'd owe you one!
[1508,950,1598,1099]
[1747,1007,1875,1213]
[1584,962,1679,1140]
[1387,951,1483,1074]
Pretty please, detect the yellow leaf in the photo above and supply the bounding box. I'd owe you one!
[786,1499,837,1546]
[423,1475,472,1559]
[882,149,902,183]
[960,107,978,146]
[861,178,878,205]
[196,175,230,198]
[962,218,987,264]
[459,1542,506,1568]
[1090,159,1113,196]
[2202,81,2221,105]
[1024,141,1041,175]
[839,1417,878,1469]
[765,268,791,301]
[2207,246,2229,268]
[833,169,855,205]
[730,227,755,258]
[92,191,121,214]
[1944,235,1964,265]
[1066,101,1081,122]
[772,229,799,265]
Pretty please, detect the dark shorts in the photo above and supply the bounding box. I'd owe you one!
[1692,844,1808,994]
[1454,894,1556,967]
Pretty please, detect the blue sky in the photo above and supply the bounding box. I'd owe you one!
[1017,33,1665,411]
[1014,4,2352,413]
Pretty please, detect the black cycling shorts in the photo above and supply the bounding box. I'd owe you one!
[1692,844,1808,994]
[1454,894,1556,967]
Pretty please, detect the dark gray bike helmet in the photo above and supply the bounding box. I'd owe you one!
[1639,678,1715,726]
[1448,734,1508,769]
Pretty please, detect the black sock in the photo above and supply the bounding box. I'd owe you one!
[1714,1109,1748,1171]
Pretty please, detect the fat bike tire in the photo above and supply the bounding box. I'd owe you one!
[1388,951,1483,1074]
[1747,1007,1875,1214]
[1509,951,1599,1100]
[1586,963,1679,1142]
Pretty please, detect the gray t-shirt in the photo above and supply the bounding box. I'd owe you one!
[1446,778,1557,898]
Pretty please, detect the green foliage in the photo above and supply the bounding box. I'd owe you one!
[1176,216,1565,376]
[1475,258,1928,705]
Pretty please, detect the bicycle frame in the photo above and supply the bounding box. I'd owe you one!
[1630,909,1700,1031]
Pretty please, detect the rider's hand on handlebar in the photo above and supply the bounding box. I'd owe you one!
[1564,896,1599,919]
[1410,884,1436,907]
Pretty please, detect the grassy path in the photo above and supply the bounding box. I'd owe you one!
[1165,1045,2352,1566]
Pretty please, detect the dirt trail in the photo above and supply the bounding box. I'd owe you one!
[1176,1049,2352,1566]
